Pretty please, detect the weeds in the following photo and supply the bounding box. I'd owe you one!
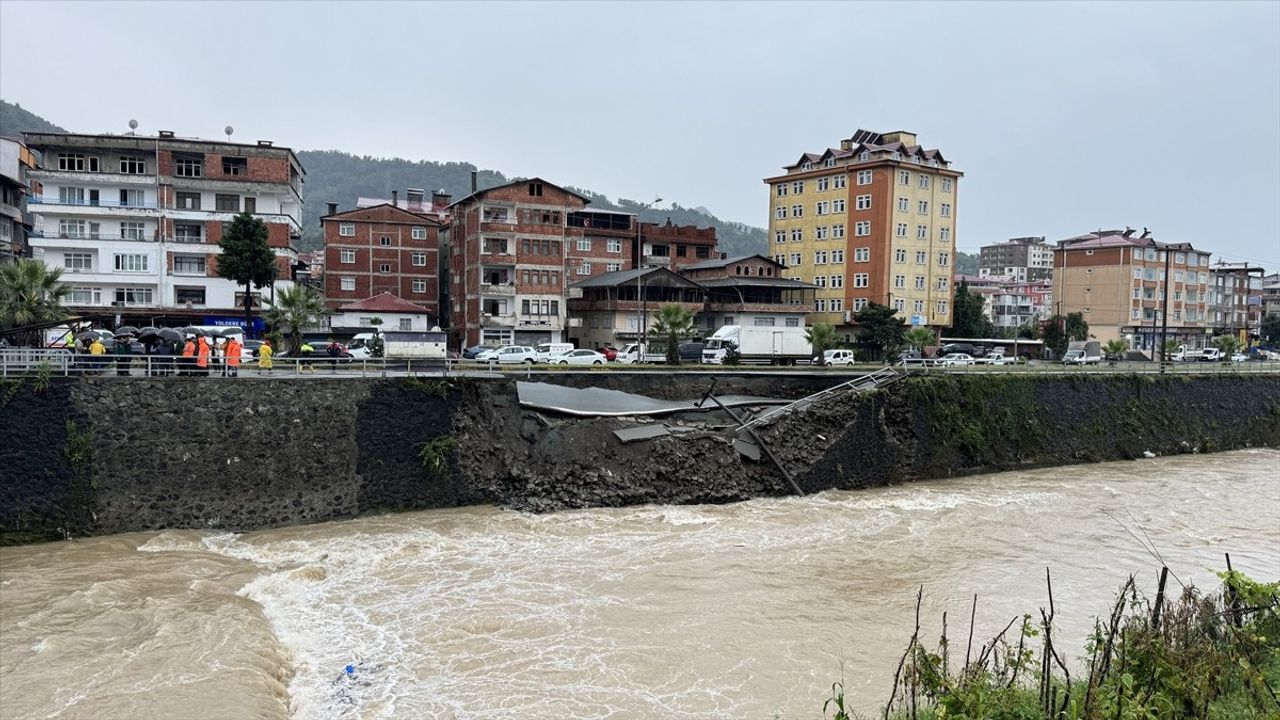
[417,436,456,479]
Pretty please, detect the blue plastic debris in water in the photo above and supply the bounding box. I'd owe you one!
[345,664,356,675]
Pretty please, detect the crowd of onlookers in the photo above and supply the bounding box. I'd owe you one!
[70,330,273,376]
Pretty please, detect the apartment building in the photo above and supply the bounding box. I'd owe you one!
[1262,273,1280,320]
[1,136,36,263]
[764,128,962,337]
[990,279,1053,329]
[23,131,304,324]
[680,254,814,335]
[978,236,1053,281]
[1053,229,1212,351]
[563,211,718,280]
[320,199,442,317]
[1207,262,1265,341]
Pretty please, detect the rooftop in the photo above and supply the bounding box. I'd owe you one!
[337,292,431,314]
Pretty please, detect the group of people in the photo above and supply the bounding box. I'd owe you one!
[74,332,274,376]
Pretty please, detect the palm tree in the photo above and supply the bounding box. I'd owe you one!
[1103,339,1129,362]
[903,327,937,349]
[1161,339,1181,361]
[649,303,695,365]
[805,323,837,366]
[0,259,71,347]
[1213,334,1242,361]
[264,285,328,351]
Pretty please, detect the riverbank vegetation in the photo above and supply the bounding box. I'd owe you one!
[825,563,1280,719]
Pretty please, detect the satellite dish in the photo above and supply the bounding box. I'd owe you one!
[128,119,138,134]
[225,125,234,141]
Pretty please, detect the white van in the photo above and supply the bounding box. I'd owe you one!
[348,332,379,360]
[535,342,573,362]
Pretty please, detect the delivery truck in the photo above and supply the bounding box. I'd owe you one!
[701,325,813,365]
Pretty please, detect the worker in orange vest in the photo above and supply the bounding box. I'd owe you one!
[181,336,196,376]
[225,337,242,377]
[196,335,211,375]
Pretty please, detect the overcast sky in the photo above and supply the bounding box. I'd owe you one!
[2,1,1277,266]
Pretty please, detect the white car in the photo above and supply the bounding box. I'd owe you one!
[1229,352,1247,363]
[476,345,537,364]
[823,349,856,366]
[939,353,976,366]
[974,353,1011,365]
[553,349,608,366]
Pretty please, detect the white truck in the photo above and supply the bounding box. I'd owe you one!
[616,343,667,364]
[701,325,813,365]
[382,331,448,359]
[1062,340,1102,365]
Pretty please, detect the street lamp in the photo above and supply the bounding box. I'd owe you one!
[634,197,662,351]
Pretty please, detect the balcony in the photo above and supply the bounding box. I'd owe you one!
[30,229,159,242]
[481,283,516,295]
[29,196,159,210]
[480,313,517,327]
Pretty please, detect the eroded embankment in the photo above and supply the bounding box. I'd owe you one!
[2,373,1278,542]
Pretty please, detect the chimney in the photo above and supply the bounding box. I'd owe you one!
[1140,227,1151,239]
[158,130,175,138]
[392,190,399,208]
[432,189,452,208]
[470,171,477,193]
[406,188,426,212]
[325,202,338,216]
[1122,226,1135,238]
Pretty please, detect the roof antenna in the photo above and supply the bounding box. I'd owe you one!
[225,125,234,142]
[127,119,138,135]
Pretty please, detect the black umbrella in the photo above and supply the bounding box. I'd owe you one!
[136,327,162,341]
[157,328,184,343]
[75,330,103,342]
[114,325,140,337]
[212,327,243,337]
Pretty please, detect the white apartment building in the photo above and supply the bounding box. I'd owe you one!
[978,236,1053,282]
[24,131,304,325]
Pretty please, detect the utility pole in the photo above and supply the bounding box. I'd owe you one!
[1159,242,1172,364]
[632,198,662,351]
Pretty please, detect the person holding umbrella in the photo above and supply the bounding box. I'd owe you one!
[181,334,196,376]
[258,339,273,374]
[196,333,211,376]
[112,331,134,376]
[88,333,106,374]
[225,335,242,377]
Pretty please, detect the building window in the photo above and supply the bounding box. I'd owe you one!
[775,231,786,244]
[915,250,927,264]
[834,174,847,189]
[174,223,202,243]
[379,264,392,273]
[894,249,906,263]
[221,157,247,176]
[341,276,356,291]
[114,253,149,273]
[894,275,905,289]
[412,280,427,293]
[408,226,427,240]
[856,170,872,186]
[175,287,206,306]
[815,276,827,288]
[69,287,101,305]
[917,200,929,215]
[215,194,239,212]
[380,236,393,247]
[938,252,951,267]
[59,187,86,205]
[340,249,356,264]
[914,276,926,289]
[411,252,427,266]
[896,223,908,238]
[606,262,622,272]
[831,274,844,289]
[577,238,592,251]
[173,255,206,275]
[63,252,92,271]
[176,192,200,210]
[815,250,828,265]
[856,195,871,210]
[897,197,908,212]
[853,298,868,311]
[898,170,910,185]
[854,247,870,262]
[940,203,951,217]
[815,226,828,240]
[57,219,85,239]
[894,299,906,312]
[119,157,146,174]
[776,184,788,197]
[775,206,787,220]
[816,177,830,191]
[917,225,929,239]
[816,201,829,215]
[786,317,800,327]
[832,199,846,213]
[607,239,622,253]
[792,204,803,217]
[59,153,87,171]
[854,221,870,236]
[789,252,802,266]
[816,299,827,313]
[791,228,803,242]
[941,178,952,192]
[831,249,844,263]
[854,273,870,288]
[114,288,153,306]
[832,224,845,239]
[577,262,591,275]
[774,254,786,265]
[936,300,948,315]
[918,175,930,189]
[939,227,951,241]
[792,181,804,194]
[936,277,948,291]
[119,189,145,207]
[174,156,203,177]
[830,299,843,312]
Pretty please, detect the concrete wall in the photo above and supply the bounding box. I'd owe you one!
[3,373,1278,544]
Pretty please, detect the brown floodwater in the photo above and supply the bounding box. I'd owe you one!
[2,449,1277,720]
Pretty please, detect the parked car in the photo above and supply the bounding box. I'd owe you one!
[242,339,265,360]
[823,349,857,366]
[463,344,497,360]
[1200,348,1223,362]
[476,345,537,363]
[598,345,619,361]
[535,342,574,362]
[553,349,608,365]
[1229,352,1247,363]
[678,341,705,363]
[939,342,976,357]
[974,352,1011,365]
[939,353,976,366]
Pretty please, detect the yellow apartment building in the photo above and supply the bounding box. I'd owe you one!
[763,129,963,337]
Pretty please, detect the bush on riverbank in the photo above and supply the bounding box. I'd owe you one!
[826,566,1280,719]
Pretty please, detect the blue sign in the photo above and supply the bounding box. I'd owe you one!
[910,314,925,326]
[203,316,266,332]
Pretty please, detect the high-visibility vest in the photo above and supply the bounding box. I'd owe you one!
[196,338,210,368]
[226,341,241,366]
[182,341,195,357]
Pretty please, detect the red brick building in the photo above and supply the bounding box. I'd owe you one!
[321,202,442,319]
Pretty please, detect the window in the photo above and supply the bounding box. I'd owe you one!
[789,228,803,243]
[791,204,803,217]
[775,231,786,244]
[1131,308,1142,320]
[914,276,926,290]
[897,197,908,212]
[411,252,427,266]
[119,157,146,174]
[175,287,206,305]
[915,250,927,264]
[898,170,910,185]
[815,275,827,288]
[816,177,830,191]
[59,219,86,238]
[815,226,828,240]
[173,255,206,275]
[816,299,827,313]
[786,317,801,327]
[830,274,844,289]
[59,187,86,205]
[917,200,929,215]
[936,300,948,315]
[894,274,905,289]
[831,250,844,263]
[918,175,930,189]
[606,262,622,272]
[815,251,828,265]
[1174,270,1184,282]
[940,203,951,217]
[938,252,951,267]
[894,299,906,312]
[174,156,203,177]
[222,157,247,176]
[894,249,906,263]
[340,249,356,264]
[792,181,804,194]
[120,221,146,240]
[339,223,355,237]
[215,194,239,212]
[939,227,951,241]
[834,174,847,189]
[941,178,952,192]
[832,199,846,213]
[176,192,200,210]
[113,253,149,272]
[59,153,86,171]
[914,299,925,314]
[409,226,427,240]
[577,238,592,251]
[412,280,427,293]
[789,252,802,266]
[380,236,392,247]
[774,254,786,265]
[114,288,153,306]
[607,239,622,253]
[853,298,868,311]
[816,201,829,215]
[776,184,788,197]
[379,264,392,273]
[394,318,411,332]
[854,273,870,288]
[341,277,356,291]
[63,252,92,271]
[528,181,544,197]
[917,225,929,239]
[69,287,100,305]
[856,195,871,210]
[120,189,145,207]
[854,221,870,236]
[854,247,870,262]
[775,206,787,220]
[896,223,908,238]
[174,223,202,243]
[577,262,591,275]
[824,158,836,168]
[856,170,872,186]
[1144,248,1157,261]
[832,224,845,239]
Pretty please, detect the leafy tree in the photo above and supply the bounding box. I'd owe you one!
[951,280,993,338]
[721,340,741,365]
[0,259,70,346]
[1103,339,1129,362]
[1040,313,1090,358]
[1262,314,1280,344]
[264,285,328,352]
[1064,312,1089,342]
[368,318,385,358]
[1162,339,1181,362]
[217,212,277,332]
[855,302,904,361]
[903,327,937,348]
[649,303,695,365]
[1213,334,1242,360]
[806,323,837,365]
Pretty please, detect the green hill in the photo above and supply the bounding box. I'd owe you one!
[0,99,66,135]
